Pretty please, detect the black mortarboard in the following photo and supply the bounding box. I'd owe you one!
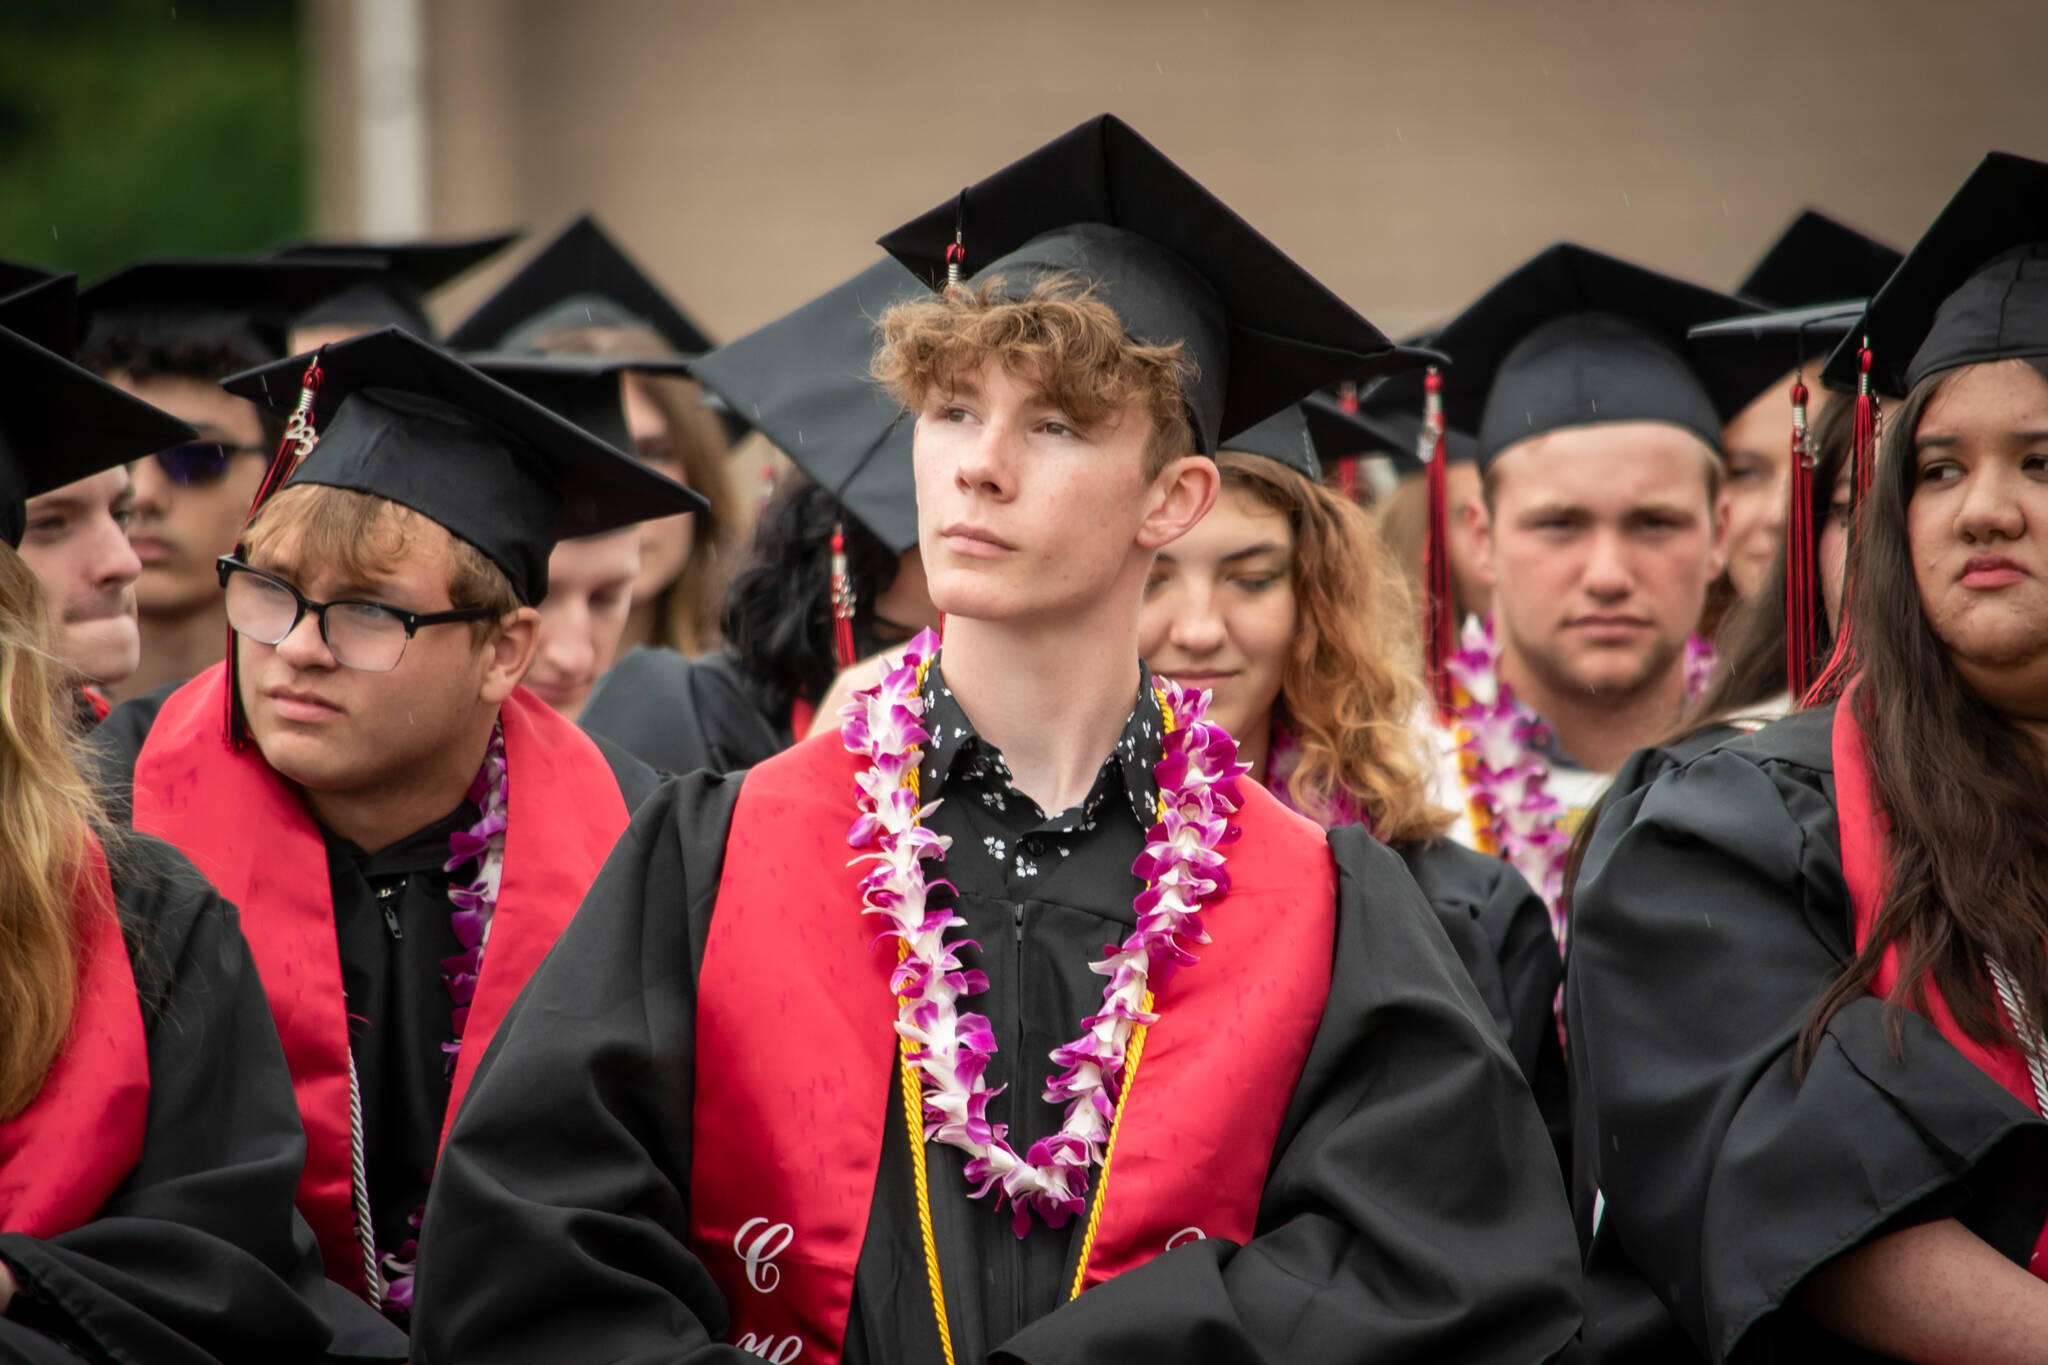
[219,328,705,603]
[876,114,1431,458]
[0,268,79,359]
[79,257,389,361]
[1822,152,2048,396]
[444,215,718,358]
[1736,210,1904,310]
[688,257,929,554]
[461,351,693,457]
[1346,364,1482,477]
[1219,391,1393,480]
[1687,299,1869,416]
[0,324,197,546]
[272,230,522,340]
[1432,243,1752,466]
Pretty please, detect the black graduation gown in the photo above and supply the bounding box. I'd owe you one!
[0,833,406,1364]
[1398,837,1569,1172]
[410,772,1584,1365]
[1567,705,2048,1363]
[85,683,663,1310]
[578,646,792,776]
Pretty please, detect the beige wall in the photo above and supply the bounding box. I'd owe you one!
[310,0,2048,347]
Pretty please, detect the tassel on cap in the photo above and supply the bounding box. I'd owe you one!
[1803,341,1879,706]
[1419,367,1455,713]
[226,349,325,749]
[830,522,857,670]
[1782,373,1820,698]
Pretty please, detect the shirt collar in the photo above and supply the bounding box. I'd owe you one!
[919,660,1165,827]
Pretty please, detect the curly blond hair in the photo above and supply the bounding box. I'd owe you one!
[1219,451,1453,844]
[872,274,1196,474]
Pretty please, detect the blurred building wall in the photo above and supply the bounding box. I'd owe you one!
[307,0,2048,347]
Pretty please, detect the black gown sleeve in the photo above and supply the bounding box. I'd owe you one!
[0,834,407,1364]
[587,729,667,812]
[580,648,790,778]
[1568,707,2048,1363]
[991,827,1583,1365]
[77,680,177,826]
[409,775,753,1365]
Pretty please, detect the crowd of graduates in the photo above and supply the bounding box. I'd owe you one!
[1,112,2046,1364]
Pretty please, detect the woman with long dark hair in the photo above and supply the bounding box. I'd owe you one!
[1569,152,2048,1363]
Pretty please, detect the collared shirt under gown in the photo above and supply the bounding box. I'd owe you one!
[0,832,406,1364]
[412,664,1581,1364]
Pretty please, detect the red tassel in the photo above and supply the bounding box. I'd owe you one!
[225,351,324,749]
[1803,343,1879,707]
[830,523,857,670]
[1420,367,1455,714]
[1335,456,1359,504]
[1782,377,1819,698]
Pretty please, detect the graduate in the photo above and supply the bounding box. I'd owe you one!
[411,114,1581,1365]
[579,256,944,773]
[0,321,405,1363]
[87,327,703,1326]
[1571,150,2048,1363]
[1423,244,1752,918]
[1140,400,1568,1157]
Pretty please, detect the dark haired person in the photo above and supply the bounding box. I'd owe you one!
[413,116,1579,1365]
[77,258,380,699]
[1571,151,2048,1363]
[578,257,943,774]
[88,329,700,1332]
[0,322,405,1363]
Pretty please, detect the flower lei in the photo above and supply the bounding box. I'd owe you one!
[842,629,1246,1236]
[378,722,509,1318]
[1446,617,1714,952]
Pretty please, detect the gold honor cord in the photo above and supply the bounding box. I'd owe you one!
[894,682,1182,1361]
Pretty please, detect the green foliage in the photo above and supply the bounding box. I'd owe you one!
[0,1,304,280]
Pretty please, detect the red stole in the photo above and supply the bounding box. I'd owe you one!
[1833,686,2048,1278]
[0,833,150,1236]
[688,729,1337,1364]
[132,665,631,1295]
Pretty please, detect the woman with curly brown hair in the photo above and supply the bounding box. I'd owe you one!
[1138,414,1565,1121]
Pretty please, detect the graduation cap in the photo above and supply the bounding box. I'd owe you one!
[271,230,522,340]
[79,257,390,362]
[876,114,1433,458]
[688,256,929,555]
[0,267,79,359]
[444,215,718,357]
[1821,152,2048,397]
[0,324,197,546]
[460,350,693,458]
[219,327,706,605]
[1432,243,1755,467]
[1687,298,1870,420]
[1346,365,1482,477]
[1736,210,1904,310]
[1218,391,1396,480]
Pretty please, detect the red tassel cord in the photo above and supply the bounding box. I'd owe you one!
[830,523,857,670]
[1335,457,1359,504]
[1419,367,1455,715]
[225,351,324,748]
[1804,343,1880,707]
[1782,377,1819,699]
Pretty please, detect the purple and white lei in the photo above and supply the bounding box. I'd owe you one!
[378,722,509,1318]
[842,629,1246,1237]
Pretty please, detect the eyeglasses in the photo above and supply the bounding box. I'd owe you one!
[217,556,495,673]
[155,441,268,486]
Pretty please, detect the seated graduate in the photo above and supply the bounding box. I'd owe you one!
[1570,150,2048,1363]
[0,322,405,1363]
[1139,400,1567,1148]
[410,114,1582,1365]
[447,214,744,660]
[87,327,703,1326]
[579,257,944,773]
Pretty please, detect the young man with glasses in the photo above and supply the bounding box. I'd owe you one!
[89,327,703,1336]
[77,257,384,699]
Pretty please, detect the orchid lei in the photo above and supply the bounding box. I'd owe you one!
[378,722,509,1318]
[1446,617,1714,952]
[842,629,1246,1237]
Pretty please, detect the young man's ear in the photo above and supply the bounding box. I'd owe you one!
[479,606,542,705]
[1135,454,1220,551]
[1462,490,1499,589]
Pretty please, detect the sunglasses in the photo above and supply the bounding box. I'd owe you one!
[154,441,268,486]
